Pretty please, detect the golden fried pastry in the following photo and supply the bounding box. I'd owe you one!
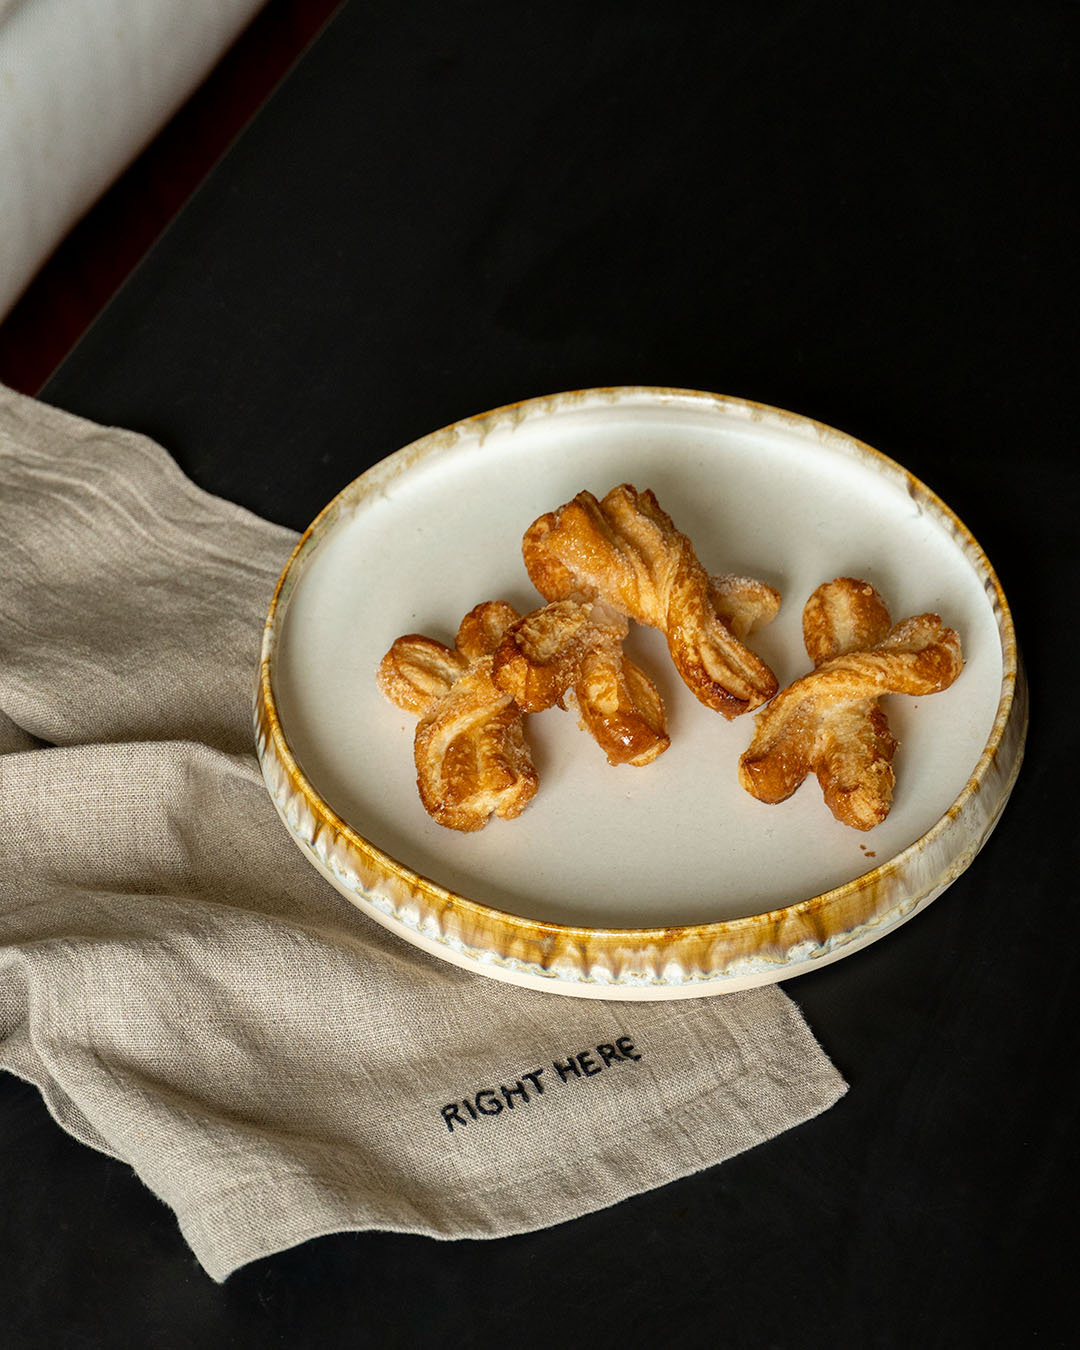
[738,578,964,830]
[571,620,669,767]
[522,484,779,718]
[708,573,782,641]
[378,601,538,831]
[491,599,597,714]
[492,598,669,766]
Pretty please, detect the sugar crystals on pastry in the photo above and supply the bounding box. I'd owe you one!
[521,484,780,718]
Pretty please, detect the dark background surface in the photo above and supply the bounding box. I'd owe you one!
[4,1,1077,1345]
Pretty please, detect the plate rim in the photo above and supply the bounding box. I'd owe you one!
[254,386,1027,996]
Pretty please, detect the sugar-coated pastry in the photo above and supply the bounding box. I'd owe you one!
[522,484,779,718]
[492,598,669,766]
[738,578,964,830]
[378,601,538,831]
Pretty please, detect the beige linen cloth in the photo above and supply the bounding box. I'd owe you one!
[0,384,845,1281]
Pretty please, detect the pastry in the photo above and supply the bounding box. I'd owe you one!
[522,484,779,718]
[492,597,669,766]
[378,601,538,831]
[738,577,964,830]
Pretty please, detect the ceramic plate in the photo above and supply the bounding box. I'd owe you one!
[254,388,1026,998]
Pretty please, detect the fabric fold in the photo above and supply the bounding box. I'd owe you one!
[0,384,845,1280]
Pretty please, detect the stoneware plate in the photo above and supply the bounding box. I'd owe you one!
[254,387,1026,999]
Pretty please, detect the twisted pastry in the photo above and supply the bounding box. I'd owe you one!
[492,598,669,766]
[738,578,964,830]
[377,601,538,831]
[522,484,780,718]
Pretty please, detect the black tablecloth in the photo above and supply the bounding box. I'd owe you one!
[6,1,1075,1345]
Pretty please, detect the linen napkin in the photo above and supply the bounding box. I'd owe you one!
[0,384,846,1281]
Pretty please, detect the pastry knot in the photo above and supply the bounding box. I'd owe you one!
[522,484,780,718]
[491,597,669,767]
[378,601,538,832]
[738,577,964,830]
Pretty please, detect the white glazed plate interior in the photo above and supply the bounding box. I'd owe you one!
[258,388,1024,997]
